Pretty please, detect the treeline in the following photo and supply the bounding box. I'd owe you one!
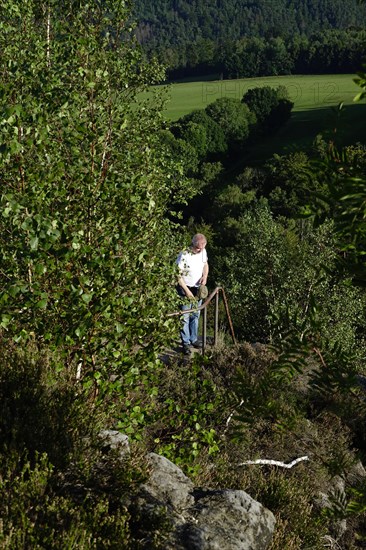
[134,0,366,48]
[165,84,293,171]
[149,30,366,80]
[133,0,366,80]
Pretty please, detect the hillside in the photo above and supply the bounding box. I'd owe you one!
[134,0,366,49]
[1,2,366,548]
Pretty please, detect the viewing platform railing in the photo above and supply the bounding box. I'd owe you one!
[167,286,237,354]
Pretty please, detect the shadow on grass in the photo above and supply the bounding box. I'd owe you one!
[245,102,366,165]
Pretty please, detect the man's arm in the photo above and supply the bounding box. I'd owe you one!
[199,261,209,285]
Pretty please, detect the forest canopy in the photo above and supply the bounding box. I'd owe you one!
[133,0,366,79]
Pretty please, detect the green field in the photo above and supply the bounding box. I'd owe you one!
[162,74,362,119]
[160,74,366,162]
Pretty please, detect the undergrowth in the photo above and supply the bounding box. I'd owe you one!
[2,339,366,548]
[192,342,366,549]
[0,342,167,549]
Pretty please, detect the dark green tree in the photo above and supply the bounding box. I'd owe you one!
[242,86,283,124]
[265,152,319,217]
[205,97,256,150]
[179,109,228,157]
[242,85,293,135]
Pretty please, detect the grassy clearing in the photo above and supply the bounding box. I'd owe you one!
[160,74,366,161]
[162,74,362,120]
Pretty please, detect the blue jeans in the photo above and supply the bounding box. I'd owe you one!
[176,285,202,346]
[180,300,202,345]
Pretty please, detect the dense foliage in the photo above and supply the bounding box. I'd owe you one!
[133,0,366,79]
[167,84,293,177]
[0,0,192,381]
[0,0,195,544]
[134,0,366,47]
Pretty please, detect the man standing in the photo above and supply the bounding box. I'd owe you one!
[176,233,209,355]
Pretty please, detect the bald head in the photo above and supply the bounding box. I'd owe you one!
[191,233,207,253]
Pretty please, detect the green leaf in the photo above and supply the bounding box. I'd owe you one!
[0,314,11,329]
[30,236,39,250]
[81,293,93,304]
[115,322,123,333]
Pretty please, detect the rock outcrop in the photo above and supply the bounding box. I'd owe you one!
[100,431,276,550]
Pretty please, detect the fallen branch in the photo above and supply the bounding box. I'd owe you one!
[322,535,343,549]
[238,456,309,469]
[225,399,244,429]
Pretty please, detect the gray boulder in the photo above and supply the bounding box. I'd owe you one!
[140,452,195,511]
[98,429,130,455]
[137,452,275,550]
[183,488,276,550]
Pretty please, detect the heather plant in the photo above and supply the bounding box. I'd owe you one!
[114,354,225,476]
[0,342,94,469]
[198,343,366,549]
[0,341,144,549]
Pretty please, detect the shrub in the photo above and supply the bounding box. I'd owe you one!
[0,340,171,549]
[195,343,365,549]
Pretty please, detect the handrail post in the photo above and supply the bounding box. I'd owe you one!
[221,288,237,345]
[202,305,207,354]
[214,291,219,346]
[167,286,236,354]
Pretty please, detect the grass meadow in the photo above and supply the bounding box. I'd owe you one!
[159,74,366,162]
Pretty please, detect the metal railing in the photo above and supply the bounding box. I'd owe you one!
[168,286,237,354]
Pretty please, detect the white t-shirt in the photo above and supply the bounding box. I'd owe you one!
[176,248,208,287]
